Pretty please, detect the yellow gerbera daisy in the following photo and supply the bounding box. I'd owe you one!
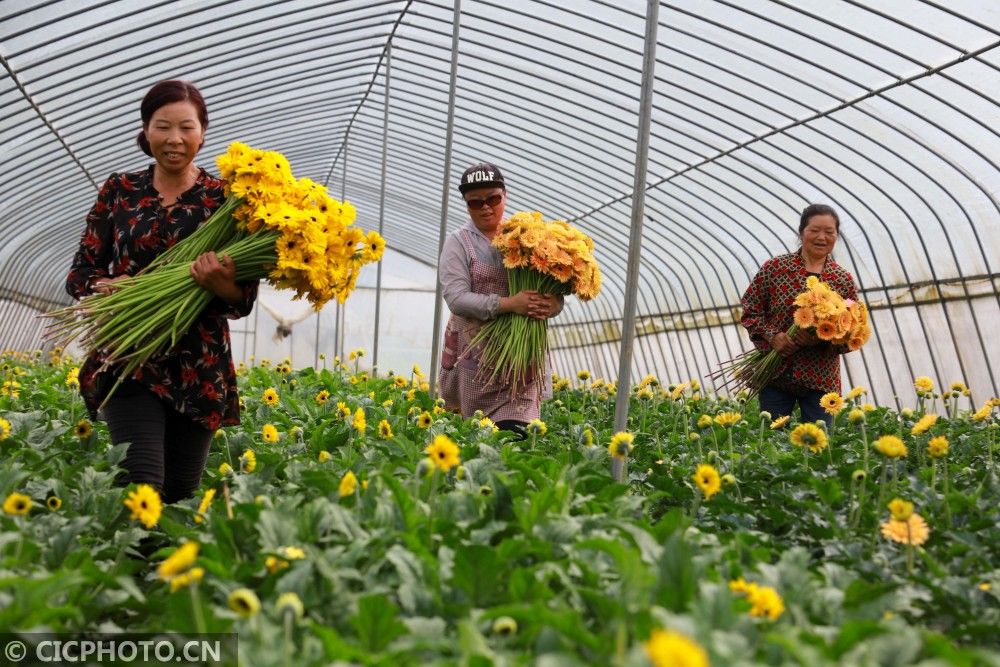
[874,434,907,458]
[492,616,518,636]
[262,423,279,443]
[352,407,366,433]
[262,387,279,406]
[846,386,867,400]
[747,585,785,620]
[789,423,828,453]
[693,463,721,500]
[3,492,31,516]
[377,419,393,440]
[927,436,948,458]
[240,449,256,473]
[644,628,709,667]
[713,411,741,428]
[417,411,433,429]
[339,470,358,497]
[194,488,216,524]
[526,419,547,436]
[276,591,305,620]
[124,484,162,529]
[910,413,938,435]
[769,415,790,429]
[607,431,634,460]
[74,419,93,439]
[425,434,461,472]
[887,498,914,521]
[157,541,199,580]
[819,392,844,416]
[228,588,261,618]
[169,566,204,593]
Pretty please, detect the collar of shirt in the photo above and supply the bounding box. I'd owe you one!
[140,164,210,203]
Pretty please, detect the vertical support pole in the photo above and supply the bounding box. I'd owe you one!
[251,297,260,364]
[429,0,462,396]
[612,0,659,483]
[336,144,348,362]
[373,42,391,373]
[313,309,321,369]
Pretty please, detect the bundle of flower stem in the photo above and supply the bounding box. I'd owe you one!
[468,211,601,393]
[712,276,871,395]
[46,142,385,405]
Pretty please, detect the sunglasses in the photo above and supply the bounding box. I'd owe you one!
[465,193,503,210]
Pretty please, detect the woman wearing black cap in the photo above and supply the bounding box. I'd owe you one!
[437,163,561,437]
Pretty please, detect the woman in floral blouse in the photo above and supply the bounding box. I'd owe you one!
[740,204,858,426]
[66,80,257,503]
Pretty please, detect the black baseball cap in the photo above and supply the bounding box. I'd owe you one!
[458,162,505,193]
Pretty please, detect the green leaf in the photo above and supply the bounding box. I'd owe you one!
[351,594,407,653]
[452,544,500,607]
[655,533,697,612]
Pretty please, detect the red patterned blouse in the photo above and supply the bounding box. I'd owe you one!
[66,167,257,430]
[740,251,858,393]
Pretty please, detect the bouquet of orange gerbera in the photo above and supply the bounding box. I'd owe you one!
[713,276,871,394]
[468,211,601,392]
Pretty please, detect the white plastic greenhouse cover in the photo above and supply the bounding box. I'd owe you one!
[2,0,999,407]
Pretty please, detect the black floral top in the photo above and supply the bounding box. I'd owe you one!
[66,166,257,430]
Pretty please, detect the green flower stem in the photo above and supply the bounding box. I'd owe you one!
[468,267,568,394]
[56,229,281,407]
[906,526,915,575]
[190,583,207,635]
[283,609,295,667]
[943,460,952,527]
[727,429,736,474]
[852,478,867,530]
[875,462,889,514]
[861,421,870,475]
[145,196,243,271]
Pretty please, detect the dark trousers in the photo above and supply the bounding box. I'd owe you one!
[495,419,528,441]
[759,385,832,428]
[103,384,213,504]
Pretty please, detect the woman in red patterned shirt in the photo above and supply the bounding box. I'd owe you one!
[740,204,858,426]
[65,80,257,503]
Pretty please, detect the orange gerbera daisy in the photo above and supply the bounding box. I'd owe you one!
[880,513,930,546]
[816,320,838,341]
[793,307,815,329]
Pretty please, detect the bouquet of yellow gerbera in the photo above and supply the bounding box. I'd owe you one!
[469,211,601,391]
[713,276,871,394]
[47,142,384,404]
